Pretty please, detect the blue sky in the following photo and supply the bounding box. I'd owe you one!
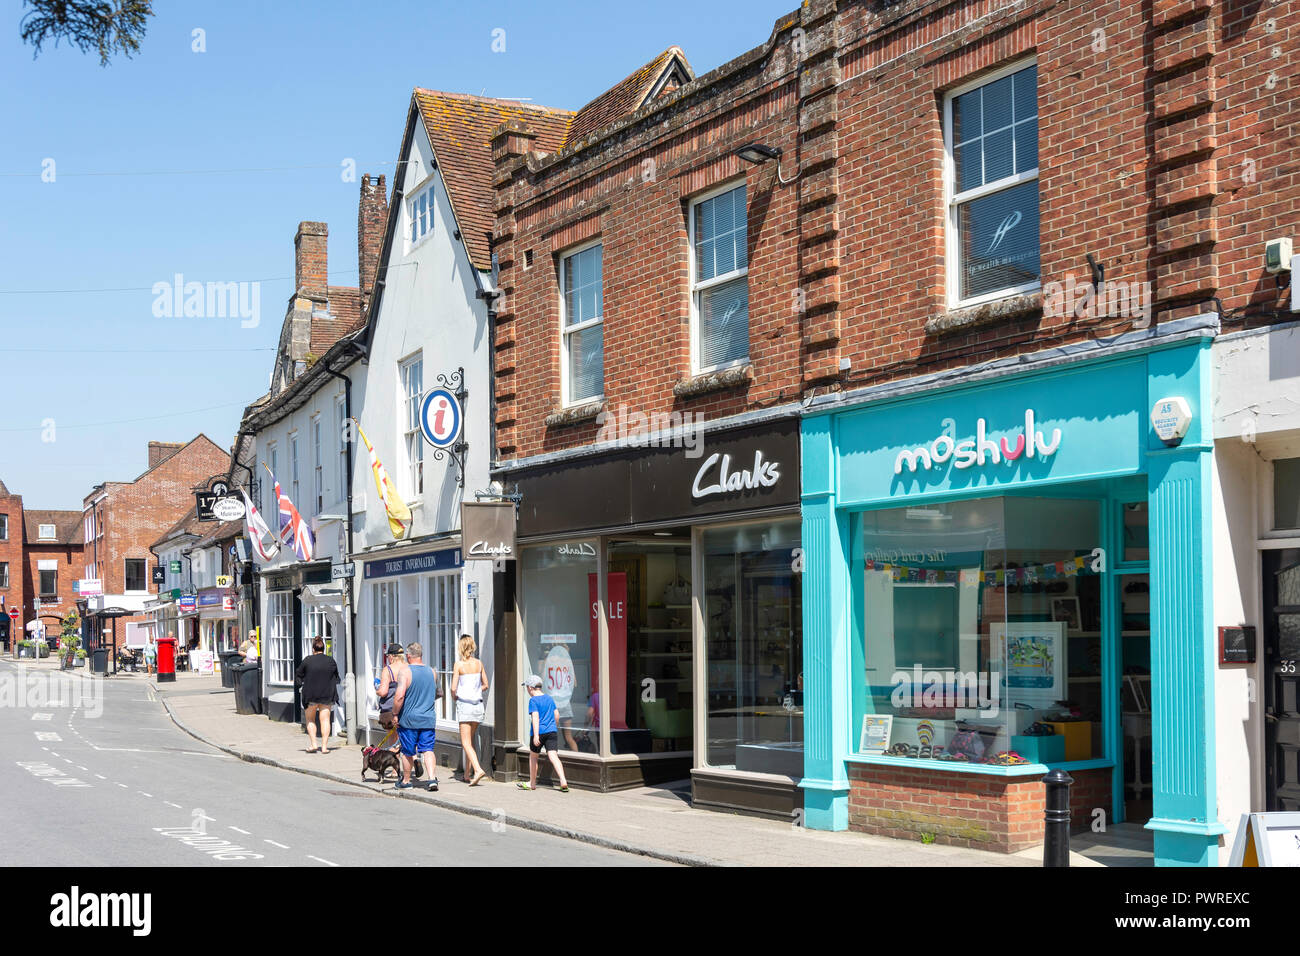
[0,0,795,509]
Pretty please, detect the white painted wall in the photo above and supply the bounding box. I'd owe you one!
[350,115,497,729]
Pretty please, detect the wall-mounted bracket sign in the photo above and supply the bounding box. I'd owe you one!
[1219,625,1256,664]
[461,501,516,561]
[195,478,233,521]
[420,367,468,489]
[1151,397,1192,443]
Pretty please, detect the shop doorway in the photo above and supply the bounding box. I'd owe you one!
[1263,548,1300,812]
[607,533,693,757]
[1117,572,1152,823]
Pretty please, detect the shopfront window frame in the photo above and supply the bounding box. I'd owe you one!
[266,590,295,686]
[846,490,1124,777]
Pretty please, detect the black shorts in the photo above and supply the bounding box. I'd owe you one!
[530,731,559,754]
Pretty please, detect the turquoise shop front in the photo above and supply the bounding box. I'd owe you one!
[799,329,1224,865]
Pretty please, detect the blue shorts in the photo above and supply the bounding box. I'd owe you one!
[399,728,436,756]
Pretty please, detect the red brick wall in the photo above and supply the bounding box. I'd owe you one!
[491,0,1300,461]
[0,492,23,644]
[21,541,84,637]
[848,762,1047,852]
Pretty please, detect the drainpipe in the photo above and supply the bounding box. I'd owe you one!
[322,342,366,745]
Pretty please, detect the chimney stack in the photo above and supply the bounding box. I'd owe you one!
[358,174,388,317]
[294,221,329,300]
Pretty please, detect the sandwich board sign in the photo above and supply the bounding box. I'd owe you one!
[1228,812,1300,866]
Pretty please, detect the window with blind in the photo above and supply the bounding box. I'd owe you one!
[312,416,323,515]
[691,183,749,373]
[267,591,295,685]
[946,60,1040,306]
[560,242,604,406]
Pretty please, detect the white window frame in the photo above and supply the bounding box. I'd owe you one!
[422,570,463,723]
[38,567,57,597]
[688,180,750,375]
[335,394,348,506]
[372,581,399,656]
[304,604,332,659]
[400,353,424,499]
[267,590,295,686]
[0,514,7,541]
[38,523,56,540]
[289,432,301,513]
[558,239,605,408]
[312,415,323,516]
[407,179,436,251]
[943,56,1041,310]
[124,558,147,594]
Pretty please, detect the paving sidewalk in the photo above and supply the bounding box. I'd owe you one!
[143,671,1110,868]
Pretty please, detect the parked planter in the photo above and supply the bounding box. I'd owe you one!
[36,643,50,659]
[17,645,34,659]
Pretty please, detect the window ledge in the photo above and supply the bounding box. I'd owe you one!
[545,400,605,428]
[673,364,754,399]
[925,291,1043,336]
[847,753,1049,776]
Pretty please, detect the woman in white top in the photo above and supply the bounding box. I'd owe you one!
[450,634,489,786]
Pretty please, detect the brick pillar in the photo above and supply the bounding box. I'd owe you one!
[490,121,534,460]
[294,221,329,300]
[357,174,388,317]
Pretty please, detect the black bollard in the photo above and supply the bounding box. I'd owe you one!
[1042,768,1074,867]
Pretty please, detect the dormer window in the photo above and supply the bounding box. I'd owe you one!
[38,524,56,540]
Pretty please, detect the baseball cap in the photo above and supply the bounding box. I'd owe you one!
[387,643,405,655]
[522,675,543,689]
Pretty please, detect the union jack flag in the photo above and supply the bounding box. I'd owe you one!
[263,464,314,562]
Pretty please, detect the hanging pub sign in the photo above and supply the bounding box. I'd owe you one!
[211,497,246,522]
[152,565,166,584]
[195,478,232,521]
[462,501,516,561]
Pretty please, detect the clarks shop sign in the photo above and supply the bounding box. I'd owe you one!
[461,501,516,561]
[513,418,800,538]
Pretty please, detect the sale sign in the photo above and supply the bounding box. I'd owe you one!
[588,572,627,729]
[543,645,575,706]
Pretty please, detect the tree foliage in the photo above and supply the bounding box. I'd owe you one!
[20,0,154,66]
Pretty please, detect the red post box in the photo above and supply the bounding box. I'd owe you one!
[156,636,177,683]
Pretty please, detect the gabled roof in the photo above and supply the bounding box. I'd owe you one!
[412,90,573,271]
[0,479,10,496]
[193,519,243,551]
[24,510,83,546]
[565,47,694,148]
[128,434,227,483]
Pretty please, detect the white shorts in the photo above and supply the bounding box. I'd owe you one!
[456,700,486,724]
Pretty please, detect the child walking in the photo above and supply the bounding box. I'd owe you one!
[518,675,569,792]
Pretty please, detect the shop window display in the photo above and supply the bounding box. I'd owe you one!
[858,497,1104,766]
[521,542,598,752]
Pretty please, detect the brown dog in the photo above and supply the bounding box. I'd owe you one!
[361,746,422,783]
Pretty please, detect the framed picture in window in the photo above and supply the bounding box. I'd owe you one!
[992,621,1065,706]
[859,714,894,754]
[1050,596,1082,632]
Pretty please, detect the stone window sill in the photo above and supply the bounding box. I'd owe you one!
[544,400,605,428]
[672,364,754,399]
[925,291,1043,335]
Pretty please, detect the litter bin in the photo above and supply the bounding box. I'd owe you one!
[232,661,263,715]
[90,648,109,674]
[156,636,177,683]
[217,651,242,689]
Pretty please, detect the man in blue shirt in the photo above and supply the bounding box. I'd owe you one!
[393,642,439,791]
[518,674,569,792]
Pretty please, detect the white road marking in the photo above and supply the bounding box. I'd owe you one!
[306,855,338,867]
[264,840,289,849]
[165,802,182,808]
[94,774,106,780]
[228,826,251,835]
[35,732,61,742]
[138,792,153,798]
[117,783,128,789]
[75,766,87,772]
[32,713,52,721]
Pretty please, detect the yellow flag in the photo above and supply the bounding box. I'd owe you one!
[355,423,411,540]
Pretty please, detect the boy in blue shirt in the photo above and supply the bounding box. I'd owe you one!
[518,675,569,792]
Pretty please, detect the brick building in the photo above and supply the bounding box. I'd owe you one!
[0,480,24,650]
[22,509,85,644]
[80,436,231,647]
[482,0,1298,864]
